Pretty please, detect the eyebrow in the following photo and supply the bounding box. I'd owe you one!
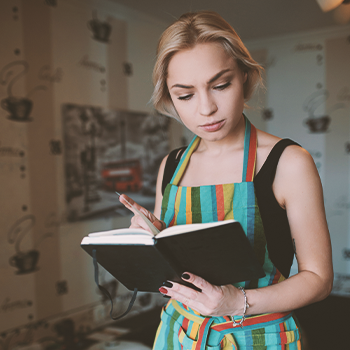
[170,68,233,90]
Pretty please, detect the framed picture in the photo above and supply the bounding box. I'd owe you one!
[62,103,170,221]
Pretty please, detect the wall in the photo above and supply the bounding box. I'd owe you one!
[0,0,170,347]
[244,25,350,295]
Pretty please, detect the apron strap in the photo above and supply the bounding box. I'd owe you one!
[242,116,257,182]
[170,136,200,186]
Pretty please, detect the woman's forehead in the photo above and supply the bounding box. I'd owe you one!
[167,43,237,84]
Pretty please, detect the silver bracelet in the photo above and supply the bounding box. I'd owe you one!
[231,287,249,328]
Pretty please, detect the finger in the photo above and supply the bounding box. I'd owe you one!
[130,215,152,232]
[153,220,166,231]
[159,283,211,315]
[160,281,201,302]
[118,194,140,214]
[181,272,216,296]
[120,194,156,221]
[120,194,166,231]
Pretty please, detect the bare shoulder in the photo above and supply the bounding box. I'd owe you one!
[256,129,281,147]
[277,143,316,176]
[256,129,314,172]
[274,142,321,209]
[255,129,281,172]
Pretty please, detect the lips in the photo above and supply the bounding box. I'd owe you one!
[199,120,225,132]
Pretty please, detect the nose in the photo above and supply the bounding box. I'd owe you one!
[198,91,218,116]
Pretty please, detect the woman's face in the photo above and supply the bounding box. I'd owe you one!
[167,42,247,142]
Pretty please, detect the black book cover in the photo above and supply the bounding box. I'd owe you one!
[81,221,265,292]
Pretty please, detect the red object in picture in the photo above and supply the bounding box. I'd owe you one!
[102,159,142,192]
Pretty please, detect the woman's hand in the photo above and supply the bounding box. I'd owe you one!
[119,194,166,233]
[159,272,245,317]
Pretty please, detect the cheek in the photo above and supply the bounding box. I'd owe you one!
[172,100,194,121]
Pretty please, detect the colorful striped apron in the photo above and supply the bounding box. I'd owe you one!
[153,117,302,349]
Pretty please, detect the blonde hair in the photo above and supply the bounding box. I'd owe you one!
[151,11,263,119]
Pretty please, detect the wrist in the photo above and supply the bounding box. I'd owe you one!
[231,287,249,327]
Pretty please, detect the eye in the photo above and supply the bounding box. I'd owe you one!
[178,94,193,101]
[214,82,231,91]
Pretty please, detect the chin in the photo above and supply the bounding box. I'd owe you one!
[198,131,227,142]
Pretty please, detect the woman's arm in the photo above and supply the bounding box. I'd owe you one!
[246,145,333,313]
[154,154,167,218]
[160,146,333,316]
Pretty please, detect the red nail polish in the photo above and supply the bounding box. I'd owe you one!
[159,287,168,294]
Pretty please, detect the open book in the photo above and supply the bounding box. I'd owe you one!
[81,219,265,292]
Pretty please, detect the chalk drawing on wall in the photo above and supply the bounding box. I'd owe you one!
[337,86,350,102]
[62,104,170,222]
[333,273,350,296]
[328,195,350,218]
[45,0,58,7]
[100,79,106,92]
[20,165,26,179]
[12,6,19,21]
[293,42,324,67]
[38,65,63,83]
[56,280,69,295]
[258,56,276,70]
[0,61,47,122]
[123,62,133,77]
[0,142,25,158]
[1,297,33,315]
[307,149,322,170]
[303,89,345,133]
[87,11,112,44]
[7,215,53,275]
[294,43,323,52]
[343,249,350,260]
[345,142,350,154]
[79,55,106,73]
[50,139,62,155]
[316,54,323,66]
[262,108,273,121]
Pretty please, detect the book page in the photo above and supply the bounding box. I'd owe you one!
[81,234,154,245]
[157,219,236,239]
[88,228,152,237]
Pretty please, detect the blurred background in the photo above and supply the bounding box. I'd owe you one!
[0,0,349,349]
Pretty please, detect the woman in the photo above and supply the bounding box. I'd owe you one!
[120,11,333,349]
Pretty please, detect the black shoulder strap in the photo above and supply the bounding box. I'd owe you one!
[161,146,187,195]
[255,138,300,185]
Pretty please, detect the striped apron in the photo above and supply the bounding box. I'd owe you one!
[153,117,302,349]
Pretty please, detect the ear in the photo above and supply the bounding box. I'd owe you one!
[243,71,248,84]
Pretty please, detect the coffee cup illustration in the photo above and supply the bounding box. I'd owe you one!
[7,215,53,275]
[303,115,330,133]
[9,249,39,274]
[303,90,344,133]
[1,96,33,121]
[87,13,111,43]
[0,61,47,122]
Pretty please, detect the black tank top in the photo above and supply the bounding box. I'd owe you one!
[161,138,300,278]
